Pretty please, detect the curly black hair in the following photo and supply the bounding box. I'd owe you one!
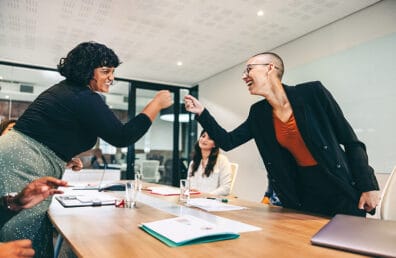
[57,41,121,86]
[190,130,220,178]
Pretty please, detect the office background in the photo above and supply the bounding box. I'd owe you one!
[198,1,395,201]
[0,0,395,201]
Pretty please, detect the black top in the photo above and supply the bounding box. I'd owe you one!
[197,81,379,209]
[15,80,151,161]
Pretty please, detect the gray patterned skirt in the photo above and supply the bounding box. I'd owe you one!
[0,129,65,258]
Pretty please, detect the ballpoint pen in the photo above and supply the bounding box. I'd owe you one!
[206,197,228,203]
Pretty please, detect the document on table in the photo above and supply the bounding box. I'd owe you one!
[140,215,239,247]
[187,198,246,212]
[146,186,200,196]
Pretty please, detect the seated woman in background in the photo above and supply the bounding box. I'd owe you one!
[90,148,108,169]
[188,130,232,196]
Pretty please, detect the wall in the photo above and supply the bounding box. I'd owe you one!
[198,0,396,202]
[284,33,396,173]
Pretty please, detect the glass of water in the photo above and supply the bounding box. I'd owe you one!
[179,179,190,203]
[134,172,142,191]
[125,181,136,208]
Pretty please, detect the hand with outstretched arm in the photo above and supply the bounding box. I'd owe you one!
[0,177,69,257]
[0,239,35,258]
[66,157,83,171]
[8,177,68,211]
[184,95,204,115]
[141,90,173,122]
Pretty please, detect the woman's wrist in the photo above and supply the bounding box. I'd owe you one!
[195,107,204,117]
[1,193,23,212]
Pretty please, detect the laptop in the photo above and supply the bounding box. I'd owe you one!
[311,214,396,258]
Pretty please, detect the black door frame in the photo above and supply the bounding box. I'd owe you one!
[126,80,198,186]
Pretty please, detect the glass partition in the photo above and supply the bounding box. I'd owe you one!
[133,89,173,184]
[0,64,61,120]
[0,62,197,185]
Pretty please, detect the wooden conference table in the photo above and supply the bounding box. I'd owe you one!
[48,183,367,258]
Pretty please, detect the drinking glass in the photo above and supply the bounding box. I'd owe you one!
[179,179,190,203]
[125,181,136,208]
[135,172,142,191]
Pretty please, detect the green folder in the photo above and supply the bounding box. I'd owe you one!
[140,215,240,247]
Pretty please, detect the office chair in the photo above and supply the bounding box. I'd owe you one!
[140,160,160,183]
[380,166,396,220]
[229,162,239,195]
[159,159,173,185]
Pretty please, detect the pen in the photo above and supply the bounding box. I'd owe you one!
[206,197,228,203]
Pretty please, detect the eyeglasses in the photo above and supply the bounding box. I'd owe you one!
[243,63,279,76]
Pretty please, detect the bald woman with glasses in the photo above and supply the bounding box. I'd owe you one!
[185,52,379,218]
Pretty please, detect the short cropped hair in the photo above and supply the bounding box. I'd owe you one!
[253,52,284,79]
[57,41,121,86]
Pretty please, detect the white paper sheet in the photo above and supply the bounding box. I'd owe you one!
[187,198,246,212]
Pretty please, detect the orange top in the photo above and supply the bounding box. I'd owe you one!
[273,113,317,167]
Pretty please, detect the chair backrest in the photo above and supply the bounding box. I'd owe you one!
[141,160,160,183]
[229,162,239,195]
[380,166,396,220]
[159,159,173,185]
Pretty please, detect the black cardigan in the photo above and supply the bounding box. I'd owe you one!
[15,80,151,161]
[197,81,379,209]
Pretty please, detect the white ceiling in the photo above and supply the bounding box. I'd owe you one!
[0,0,381,87]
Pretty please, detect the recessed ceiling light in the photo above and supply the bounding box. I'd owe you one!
[177,61,183,66]
[5,95,10,99]
[257,10,264,16]
[0,76,3,80]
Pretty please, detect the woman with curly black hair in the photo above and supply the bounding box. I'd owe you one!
[0,41,172,257]
[188,130,232,196]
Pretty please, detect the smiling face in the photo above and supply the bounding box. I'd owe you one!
[242,53,284,96]
[242,55,273,95]
[88,66,115,93]
[198,131,216,151]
